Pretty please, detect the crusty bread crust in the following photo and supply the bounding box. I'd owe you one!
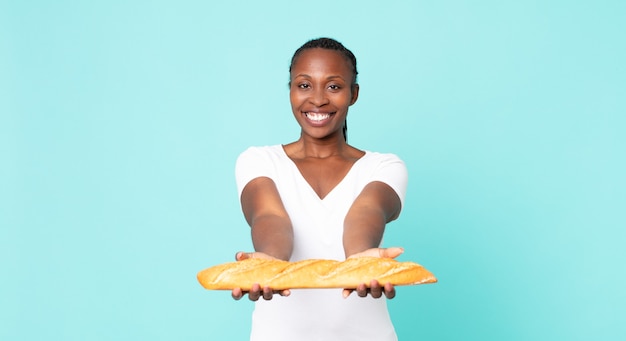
[197,257,437,290]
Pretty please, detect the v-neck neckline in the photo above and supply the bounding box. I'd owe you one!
[279,145,367,201]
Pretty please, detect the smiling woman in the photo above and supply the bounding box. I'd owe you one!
[230,37,409,341]
[288,38,359,142]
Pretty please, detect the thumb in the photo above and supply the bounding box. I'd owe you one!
[349,247,405,259]
[378,247,404,259]
[235,251,252,261]
[235,251,277,261]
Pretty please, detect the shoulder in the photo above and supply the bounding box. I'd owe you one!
[358,151,408,207]
[238,145,284,158]
[361,151,406,167]
[235,145,286,194]
[237,145,285,163]
[236,145,291,175]
[358,151,408,186]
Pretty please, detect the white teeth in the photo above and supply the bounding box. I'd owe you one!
[305,112,330,121]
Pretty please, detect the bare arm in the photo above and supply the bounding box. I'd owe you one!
[232,176,294,301]
[241,177,293,261]
[343,181,402,257]
[342,181,402,299]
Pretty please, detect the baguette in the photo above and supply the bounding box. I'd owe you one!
[197,257,437,290]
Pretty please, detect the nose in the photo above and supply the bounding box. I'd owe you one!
[310,87,329,106]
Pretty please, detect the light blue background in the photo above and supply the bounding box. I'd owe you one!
[2,1,624,340]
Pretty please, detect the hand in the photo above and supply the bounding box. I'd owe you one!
[342,247,404,299]
[230,251,291,301]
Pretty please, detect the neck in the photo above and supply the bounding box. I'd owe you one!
[292,134,348,159]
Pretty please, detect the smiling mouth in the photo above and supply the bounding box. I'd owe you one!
[304,112,333,121]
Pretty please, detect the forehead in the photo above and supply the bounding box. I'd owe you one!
[291,48,352,75]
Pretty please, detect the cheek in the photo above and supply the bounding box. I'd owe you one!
[289,92,298,107]
[289,93,304,114]
[332,93,353,108]
[289,90,302,105]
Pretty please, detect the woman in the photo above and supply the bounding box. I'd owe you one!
[232,37,408,341]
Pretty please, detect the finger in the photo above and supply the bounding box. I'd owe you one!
[262,286,273,301]
[235,251,249,261]
[342,289,353,298]
[280,289,291,297]
[248,283,261,301]
[370,280,383,299]
[383,282,396,299]
[232,287,243,300]
[237,251,278,261]
[348,247,405,259]
[378,247,404,259]
[348,249,377,258]
[356,283,368,297]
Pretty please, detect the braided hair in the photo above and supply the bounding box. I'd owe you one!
[289,38,358,141]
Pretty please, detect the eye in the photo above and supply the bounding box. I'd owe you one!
[328,84,341,91]
[297,83,311,89]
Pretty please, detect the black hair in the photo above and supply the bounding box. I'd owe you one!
[289,37,358,141]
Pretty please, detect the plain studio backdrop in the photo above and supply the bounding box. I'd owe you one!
[1,1,624,340]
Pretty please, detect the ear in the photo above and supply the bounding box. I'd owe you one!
[349,84,359,106]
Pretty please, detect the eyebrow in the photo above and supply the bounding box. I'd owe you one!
[294,73,346,81]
